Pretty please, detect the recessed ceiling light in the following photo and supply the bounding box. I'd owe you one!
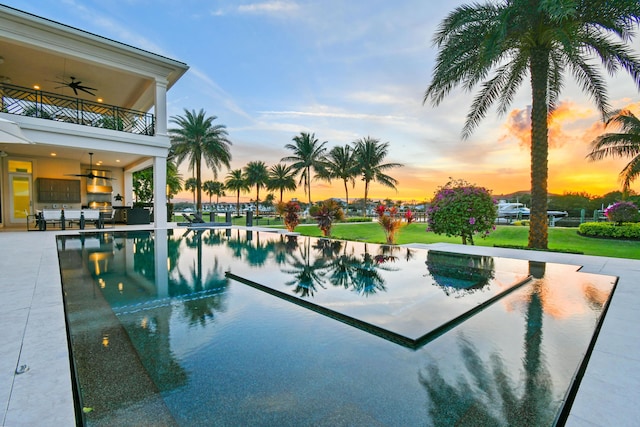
[97,98,103,103]
[33,85,40,90]
[116,159,120,163]
[50,152,56,156]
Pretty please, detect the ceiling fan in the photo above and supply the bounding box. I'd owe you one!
[54,76,97,96]
[65,152,115,180]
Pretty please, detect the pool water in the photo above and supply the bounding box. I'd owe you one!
[57,228,616,426]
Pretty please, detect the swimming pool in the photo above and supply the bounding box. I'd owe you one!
[57,228,616,426]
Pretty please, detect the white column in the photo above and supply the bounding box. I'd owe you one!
[155,79,168,136]
[154,228,169,298]
[153,155,167,228]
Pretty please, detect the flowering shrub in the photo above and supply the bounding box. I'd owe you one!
[309,200,344,237]
[404,208,415,224]
[376,204,405,244]
[278,201,301,232]
[604,201,640,225]
[426,178,497,245]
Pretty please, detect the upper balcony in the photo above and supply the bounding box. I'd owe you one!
[1,83,155,136]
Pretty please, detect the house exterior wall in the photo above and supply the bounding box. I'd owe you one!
[0,5,188,229]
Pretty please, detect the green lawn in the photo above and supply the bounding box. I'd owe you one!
[293,222,640,260]
[172,213,639,260]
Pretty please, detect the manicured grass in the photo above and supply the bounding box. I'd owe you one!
[171,213,639,259]
[291,222,640,260]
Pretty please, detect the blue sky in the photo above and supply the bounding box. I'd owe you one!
[5,0,640,202]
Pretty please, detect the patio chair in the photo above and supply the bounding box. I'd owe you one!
[190,213,206,223]
[100,209,116,228]
[176,213,195,226]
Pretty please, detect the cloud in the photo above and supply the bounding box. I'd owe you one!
[237,1,300,15]
[185,67,253,120]
[258,109,405,121]
[60,0,169,56]
[499,101,600,150]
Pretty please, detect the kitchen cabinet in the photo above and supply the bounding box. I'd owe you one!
[37,178,81,203]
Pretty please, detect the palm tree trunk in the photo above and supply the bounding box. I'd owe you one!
[528,48,550,249]
[256,186,260,217]
[306,166,312,207]
[236,191,240,216]
[363,180,369,217]
[344,180,349,216]
[196,160,203,215]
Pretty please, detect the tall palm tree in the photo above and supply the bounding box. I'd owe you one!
[282,132,328,207]
[169,109,232,215]
[322,144,359,212]
[243,161,269,217]
[267,163,297,203]
[185,177,197,207]
[203,180,215,206]
[224,169,250,216]
[353,136,403,217]
[587,109,640,195]
[166,159,183,203]
[203,180,226,210]
[423,1,640,249]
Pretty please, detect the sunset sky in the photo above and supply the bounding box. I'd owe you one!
[7,0,640,203]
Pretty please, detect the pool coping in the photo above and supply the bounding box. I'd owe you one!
[1,225,638,426]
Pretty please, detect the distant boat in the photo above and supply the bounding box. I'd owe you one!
[496,200,568,220]
[497,200,530,219]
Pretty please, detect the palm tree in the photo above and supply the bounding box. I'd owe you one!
[243,161,269,217]
[263,193,276,211]
[282,132,328,207]
[203,180,226,211]
[169,109,232,215]
[224,169,250,216]
[166,159,183,203]
[423,1,640,249]
[587,109,640,195]
[185,177,197,207]
[322,144,359,212]
[352,136,403,217]
[268,163,297,203]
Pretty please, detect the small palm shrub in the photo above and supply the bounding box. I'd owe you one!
[376,204,405,244]
[278,201,301,232]
[309,200,344,237]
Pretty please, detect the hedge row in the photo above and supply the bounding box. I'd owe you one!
[339,217,373,223]
[578,222,640,239]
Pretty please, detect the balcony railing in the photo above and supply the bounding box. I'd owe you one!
[0,83,155,136]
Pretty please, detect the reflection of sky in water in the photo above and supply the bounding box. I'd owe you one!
[57,228,617,426]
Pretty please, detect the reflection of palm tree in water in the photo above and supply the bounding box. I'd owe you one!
[313,238,343,259]
[282,238,329,297]
[201,228,224,247]
[419,260,555,426]
[170,229,229,327]
[244,232,270,266]
[269,235,299,265]
[226,228,246,259]
[327,241,358,290]
[322,242,397,296]
[351,243,397,296]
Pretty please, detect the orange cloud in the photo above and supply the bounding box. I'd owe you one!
[500,101,598,150]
